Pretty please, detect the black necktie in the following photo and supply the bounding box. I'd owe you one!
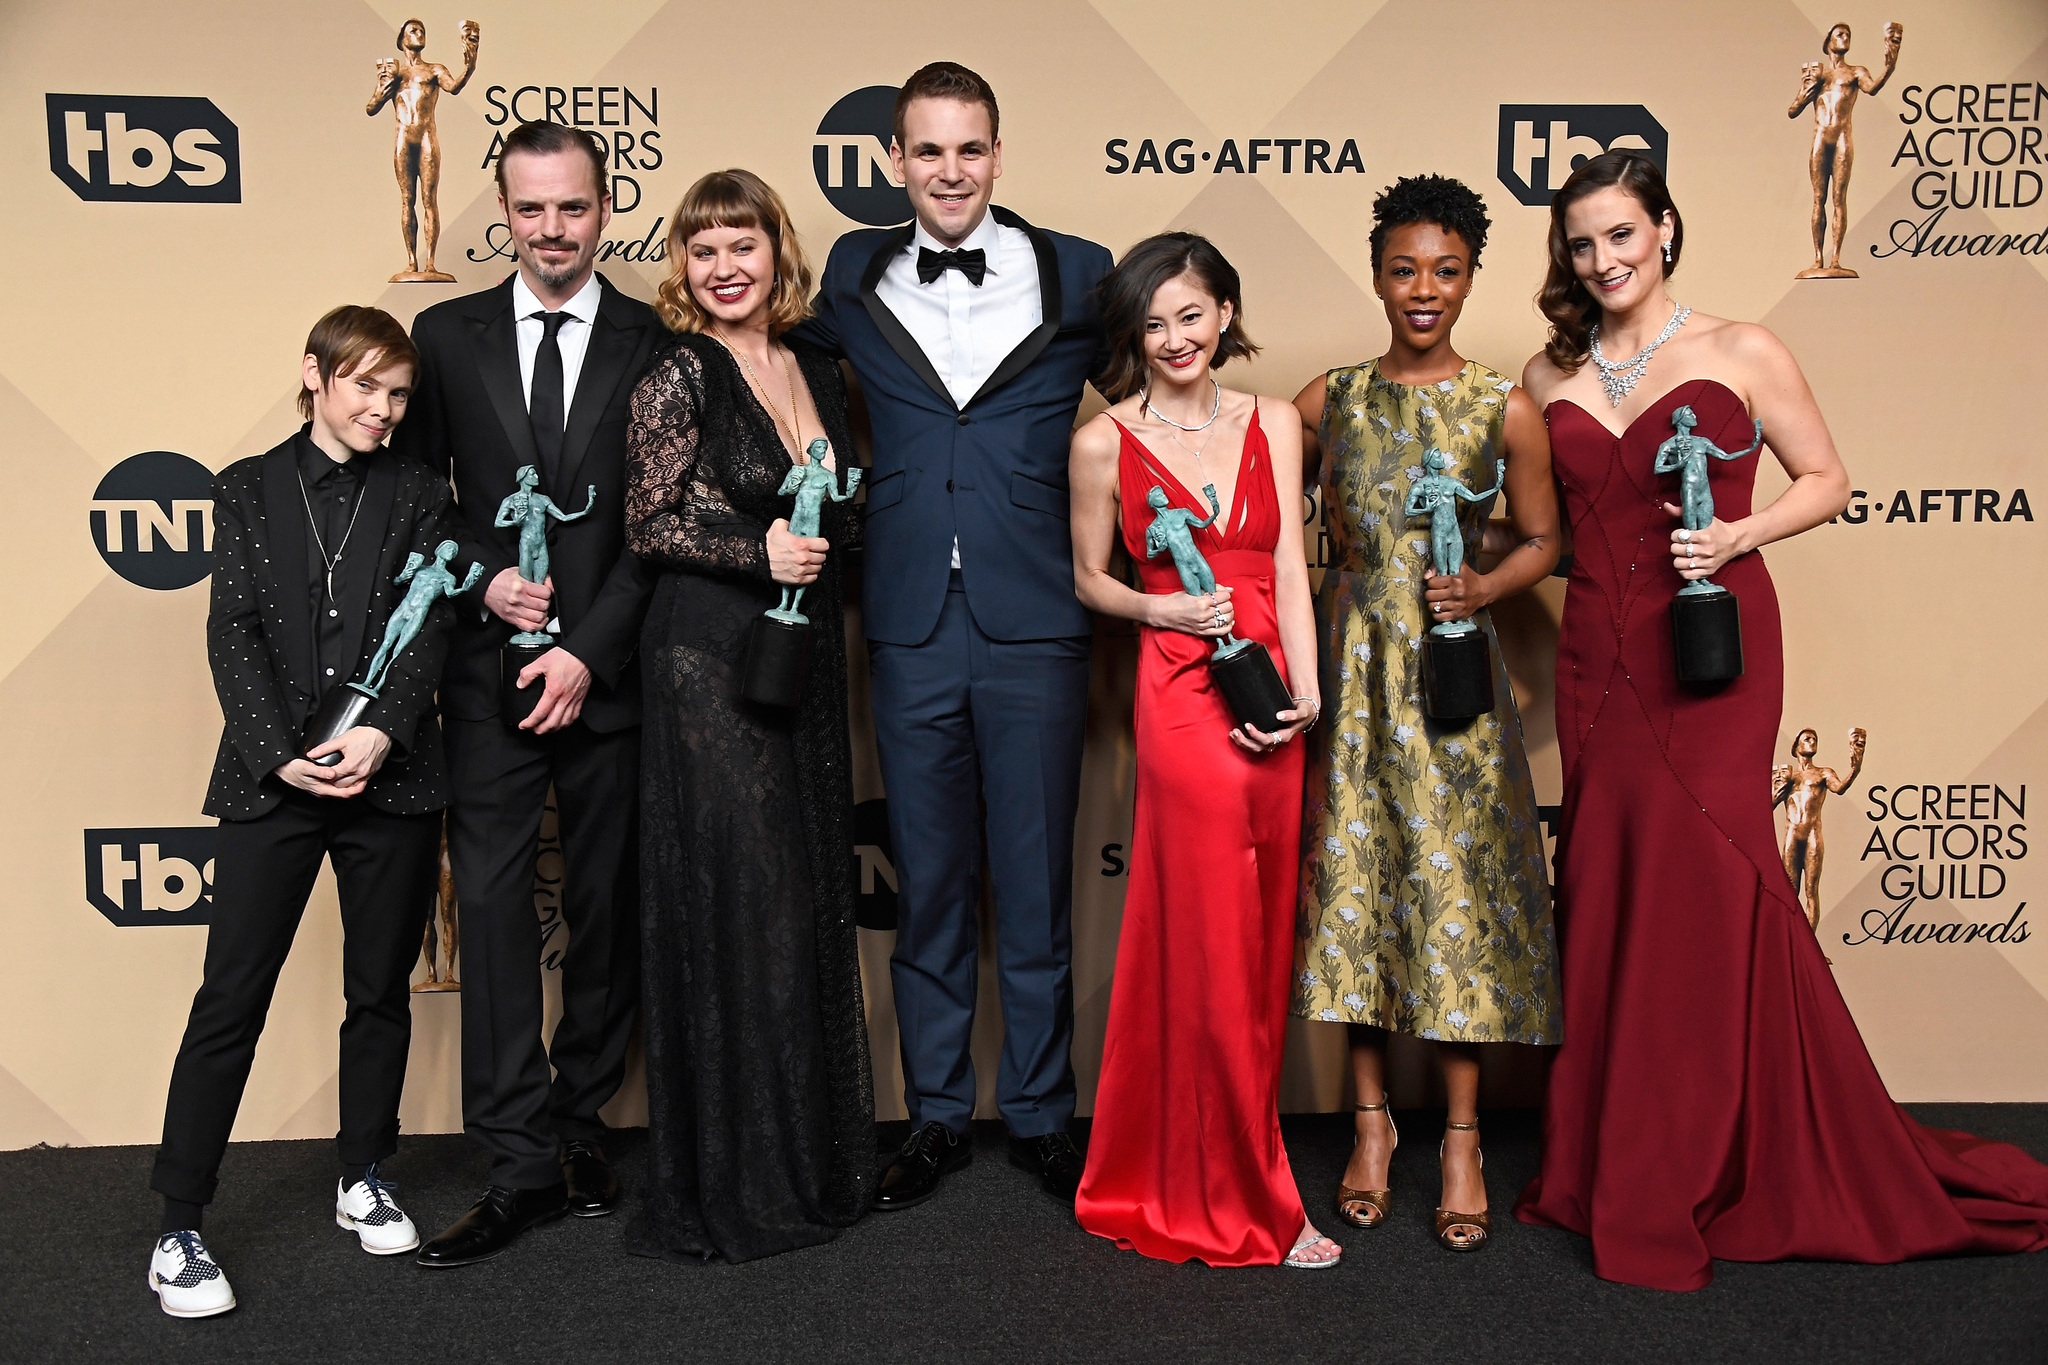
[916,246,987,286]
[529,310,570,488]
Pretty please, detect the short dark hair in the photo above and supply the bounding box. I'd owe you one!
[493,120,608,201]
[299,305,418,420]
[1369,174,1492,272]
[1096,232,1259,403]
[893,62,1000,148]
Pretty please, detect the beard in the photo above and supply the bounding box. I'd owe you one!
[525,241,586,290]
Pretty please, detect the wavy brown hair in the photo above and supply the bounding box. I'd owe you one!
[1096,232,1259,404]
[1539,152,1684,373]
[655,169,813,335]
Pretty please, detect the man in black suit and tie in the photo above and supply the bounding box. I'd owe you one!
[395,121,662,1267]
[149,306,460,1317]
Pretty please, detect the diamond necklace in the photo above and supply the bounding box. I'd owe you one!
[1589,303,1692,408]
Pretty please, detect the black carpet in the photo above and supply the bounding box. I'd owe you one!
[6,1106,2045,1364]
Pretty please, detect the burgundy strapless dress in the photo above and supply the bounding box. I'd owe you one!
[1514,378,2048,1290]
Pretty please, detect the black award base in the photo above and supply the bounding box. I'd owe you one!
[301,685,373,767]
[1210,639,1294,735]
[1671,586,1744,683]
[1422,628,1495,721]
[501,638,554,729]
[740,613,812,709]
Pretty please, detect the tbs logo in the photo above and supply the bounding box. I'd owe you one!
[90,451,215,590]
[85,828,215,927]
[1497,105,1666,207]
[814,87,909,227]
[47,94,241,203]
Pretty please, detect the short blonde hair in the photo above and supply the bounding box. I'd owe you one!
[656,169,812,335]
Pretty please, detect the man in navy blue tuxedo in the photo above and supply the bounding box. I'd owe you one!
[794,61,1110,1207]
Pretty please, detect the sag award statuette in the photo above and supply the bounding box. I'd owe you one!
[495,466,595,726]
[301,540,483,764]
[366,17,480,283]
[1143,484,1293,734]
[1405,448,1504,721]
[1657,405,1763,683]
[740,439,861,708]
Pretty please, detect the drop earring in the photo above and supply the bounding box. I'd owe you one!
[1663,241,1673,263]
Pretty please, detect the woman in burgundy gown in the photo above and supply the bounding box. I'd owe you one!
[1514,151,2048,1291]
[1068,233,1333,1267]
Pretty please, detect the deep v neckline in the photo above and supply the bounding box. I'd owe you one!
[1113,402,1262,541]
[711,336,812,469]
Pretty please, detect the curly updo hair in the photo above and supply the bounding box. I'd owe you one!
[1096,231,1259,403]
[1369,174,1492,272]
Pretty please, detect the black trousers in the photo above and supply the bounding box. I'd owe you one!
[152,790,441,1206]
[445,717,640,1189]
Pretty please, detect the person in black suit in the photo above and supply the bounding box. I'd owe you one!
[792,63,1112,1208]
[149,306,461,1318]
[395,121,662,1267]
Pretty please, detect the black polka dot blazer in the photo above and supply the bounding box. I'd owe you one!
[203,435,464,821]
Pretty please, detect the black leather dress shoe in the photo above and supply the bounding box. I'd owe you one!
[872,1121,971,1211]
[561,1140,619,1218]
[1008,1132,1085,1201]
[414,1183,568,1267]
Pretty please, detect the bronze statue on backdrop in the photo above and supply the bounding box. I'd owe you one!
[1788,20,1903,279]
[367,17,480,283]
[414,829,462,992]
[1773,726,1867,947]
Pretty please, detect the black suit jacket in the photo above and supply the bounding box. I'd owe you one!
[392,273,662,732]
[204,437,461,820]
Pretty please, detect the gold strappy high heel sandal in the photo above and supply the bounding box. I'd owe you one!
[1335,1099,1397,1229]
[1434,1119,1490,1252]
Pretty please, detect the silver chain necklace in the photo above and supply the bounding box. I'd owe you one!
[1142,376,1220,432]
[1589,303,1692,408]
[1142,377,1225,510]
[297,464,366,602]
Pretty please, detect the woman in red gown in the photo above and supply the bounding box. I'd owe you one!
[1068,233,1333,1268]
[1514,152,2048,1291]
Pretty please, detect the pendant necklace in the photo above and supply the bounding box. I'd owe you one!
[1589,302,1692,408]
[711,330,806,462]
[1143,376,1223,508]
[297,465,365,602]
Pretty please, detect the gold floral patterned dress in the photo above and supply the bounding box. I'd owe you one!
[1293,360,1561,1044]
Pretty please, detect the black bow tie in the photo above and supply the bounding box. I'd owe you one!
[917,246,987,286]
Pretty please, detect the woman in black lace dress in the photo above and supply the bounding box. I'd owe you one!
[622,169,873,1262]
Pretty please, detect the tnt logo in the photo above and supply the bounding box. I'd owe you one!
[814,87,909,227]
[853,799,898,931]
[47,94,241,203]
[1497,105,1666,207]
[91,451,215,590]
[85,828,215,926]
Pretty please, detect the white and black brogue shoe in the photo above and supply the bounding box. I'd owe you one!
[148,1231,236,1318]
[335,1166,420,1255]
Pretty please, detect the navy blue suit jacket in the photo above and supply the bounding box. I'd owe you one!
[794,207,1111,646]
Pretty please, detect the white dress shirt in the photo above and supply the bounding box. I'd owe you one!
[873,210,1042,567]
[512,271,603,422]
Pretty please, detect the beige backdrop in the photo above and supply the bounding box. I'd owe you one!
[4,0,2044,1151]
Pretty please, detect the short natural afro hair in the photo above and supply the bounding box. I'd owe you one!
[1369,174,1492,271]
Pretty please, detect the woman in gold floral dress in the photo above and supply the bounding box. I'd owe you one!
[1292,176,1561,1253]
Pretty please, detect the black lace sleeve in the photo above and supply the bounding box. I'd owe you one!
[626,346,772,580]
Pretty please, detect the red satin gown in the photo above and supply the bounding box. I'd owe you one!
[1516,378,2048,1291]
[1074,403,1308,1266]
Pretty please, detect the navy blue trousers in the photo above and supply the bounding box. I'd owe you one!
[867,576,1090,1137]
